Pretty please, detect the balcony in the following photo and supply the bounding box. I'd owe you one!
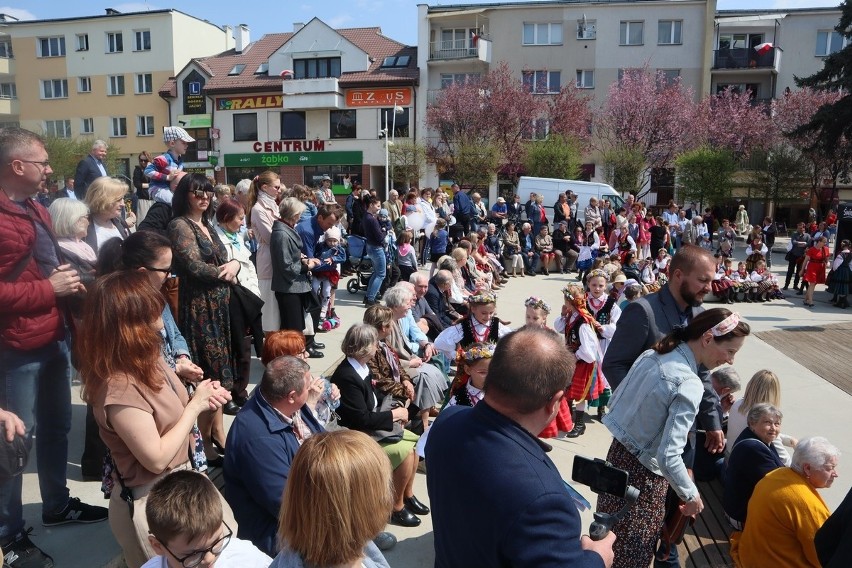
[712,47,781,73]
[281,77,344,110]
[429,37,492,63]
[0,97,19,116]
[0,56,13,76]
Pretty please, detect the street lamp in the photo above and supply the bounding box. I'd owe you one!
[384,104,405,196]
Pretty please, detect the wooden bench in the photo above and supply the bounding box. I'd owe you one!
[677,478,735,567]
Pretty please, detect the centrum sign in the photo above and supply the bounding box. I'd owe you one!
[224,151,363,168]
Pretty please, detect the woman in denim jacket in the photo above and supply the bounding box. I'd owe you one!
[597,308,751,568]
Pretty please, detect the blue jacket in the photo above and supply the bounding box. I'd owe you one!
[603,344,703,502]
[223,391,323,557]
[723,427,784,526]
[73,154,106,199]
[452,190,473,218]
[426,402,605,568]
[295,216,322,257]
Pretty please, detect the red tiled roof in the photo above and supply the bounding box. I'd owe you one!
[158,24,417,97]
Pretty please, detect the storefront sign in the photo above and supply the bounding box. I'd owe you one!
[225,151,362,168]
[176,114,212,128]
[252,140,325,153]
[346,87,411,107]
[182,70,207,115]
[217,95,284,110]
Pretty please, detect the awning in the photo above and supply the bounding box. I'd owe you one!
[716,13,787,26]
[427,8,487,18]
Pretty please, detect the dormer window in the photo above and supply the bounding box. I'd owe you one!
[228,64,246,76]
[255,62,269,75]
[381,55,411,68]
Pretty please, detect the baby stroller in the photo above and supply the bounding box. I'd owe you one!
[345,235,374,294]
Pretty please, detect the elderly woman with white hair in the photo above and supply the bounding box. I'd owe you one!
[48,198,97,315]
[733,436,839,568]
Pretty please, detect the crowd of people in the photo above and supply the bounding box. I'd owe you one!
[2,124,851,568]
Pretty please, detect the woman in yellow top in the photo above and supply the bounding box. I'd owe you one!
[733,436,839,568]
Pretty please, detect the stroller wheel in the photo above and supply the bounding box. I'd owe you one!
[347,278,360,294]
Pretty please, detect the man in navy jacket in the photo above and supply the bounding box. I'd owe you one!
[426,327,614,568]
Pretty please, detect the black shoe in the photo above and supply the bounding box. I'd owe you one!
[364,298,378,306]
[390,507,421,527]
[211,437,226,455]
[311,342,326,350]
[206,455,224,469]
[306,347,325,359]
[782,286,789,290]
[222,400,240,416]
[42,497,107,527]
[2,528,54,567]
[404,495,430,515]
[566,410,586,438]
[597,406,606,421]
[796,289,804,295]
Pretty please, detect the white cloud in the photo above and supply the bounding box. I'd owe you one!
[327,14,353,27]
[110,2,161,12]
[0,6,36,20]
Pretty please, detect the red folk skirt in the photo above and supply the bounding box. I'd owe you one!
[567,360,606,403]
[539,397,573,438]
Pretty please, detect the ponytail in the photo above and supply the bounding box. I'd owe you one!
[654,308,750,355]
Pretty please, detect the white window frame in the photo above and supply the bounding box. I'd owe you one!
[528,118,550,140]
[81,118,94,134]
[106,32,124,54]
[45,120,72,138]
[523,70,561,94]
[0,82,16,99]
[137,115,155,136]
[658,20,682,45]
[76,33,89,51]
[816,30,846,56]
[439,72,481,88]
[77,76,91,93]
[576,69,595,89]
[135,73,153,94]
[620,21,644,46]
[0,40,12,58]
[577,20,597,40]
[440,28,477,50]
[110,117,127,137]
[38,36,66,57]
[134,30,151,52]
[108,75,125,96]
[522,22,563,45]
[41,79,69,99]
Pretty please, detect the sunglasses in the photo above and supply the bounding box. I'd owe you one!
[191,190,213,199]
[144,265,172,274]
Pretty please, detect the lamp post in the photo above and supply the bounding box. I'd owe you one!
[384,104,405,196]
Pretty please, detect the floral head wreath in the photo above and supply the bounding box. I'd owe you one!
[587,269,609,281]
[524,296,551,314]
[562,285,585,301]
[462,343,496,361]
[711,312,741,337]
[468,292,498,305]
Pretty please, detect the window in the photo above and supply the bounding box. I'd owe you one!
[526,118,550,140]
[111,117,127,137]
[134,30,151,51]
[620,21,644,45]
[381,107,410,138]
[330,110,356,139]
[522,70,561,94]
[108,75,125,96]
[38,36,66,57]
[816,30,846,56]
[255,62,269,75]
[77,77,91,93]
[106,32,123,53]
[381,55,411,67]
[135,73,153,94]
[441,28,477,51]
[576,70,594,89]
[0,83,16,99]
[81,118,94,134]
[45,120,71,138]
[661,69,681,84]
[41,79,68,99]
[137,115,155,136]
[0,40,12,58]
[233,113,258,142]
[658,20,682,45]
[522,23,563,45]
[281,111,306,140]
[76,34,89,51]
[293,57,341,79]
[577,19,597,40]
[440,73,480,88]
[228,64,246,76]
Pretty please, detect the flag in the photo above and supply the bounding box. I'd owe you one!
[754,43,773,56]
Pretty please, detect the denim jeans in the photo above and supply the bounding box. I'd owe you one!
[366,245,387,302]
[522,251,540,273]
[0,340,72,539]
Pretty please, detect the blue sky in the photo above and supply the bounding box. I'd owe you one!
[0,0,839,46]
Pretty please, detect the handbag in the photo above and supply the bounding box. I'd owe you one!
[231,283,264,322]
[369,395,406,444]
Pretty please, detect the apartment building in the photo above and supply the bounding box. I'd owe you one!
[2,8,232,175]
[160,17,418,193]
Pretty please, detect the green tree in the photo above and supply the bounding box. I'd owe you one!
[389,140,426,189]
[523,134,583,180]
[750,144,811,211]
[674,146,737,208]
[602,146,644,197]
[42,135,123,183]
[453,141,500,189]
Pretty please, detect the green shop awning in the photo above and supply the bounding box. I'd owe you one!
[224,151,363,168]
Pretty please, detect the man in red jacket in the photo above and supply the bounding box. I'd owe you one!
[0,128,107,567]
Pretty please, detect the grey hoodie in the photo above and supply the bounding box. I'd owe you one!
[269,541,391,568]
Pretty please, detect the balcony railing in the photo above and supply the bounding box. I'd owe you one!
[429,41,479,61]
[713,47,779,71]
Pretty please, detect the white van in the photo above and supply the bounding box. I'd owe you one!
[515,176,626,226]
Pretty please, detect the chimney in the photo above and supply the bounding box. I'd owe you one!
[293,22,305,33]
[235,24,250,53]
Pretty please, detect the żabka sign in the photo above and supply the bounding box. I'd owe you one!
[252,140,326,153]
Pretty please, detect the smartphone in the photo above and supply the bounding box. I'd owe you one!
[572,455,629,498]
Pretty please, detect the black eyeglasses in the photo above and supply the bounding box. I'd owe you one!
[144,265,172,274]
[191,190,213,199]
[160,522,232,568]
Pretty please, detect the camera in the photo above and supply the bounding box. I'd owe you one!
[572,456,640,541]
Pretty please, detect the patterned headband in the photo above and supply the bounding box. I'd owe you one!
[562,286,585,301]
[524,296,552,313]
[468,292,498,305]
[587,269,609,281]
[711,312,741,337]
[462,343,496,361]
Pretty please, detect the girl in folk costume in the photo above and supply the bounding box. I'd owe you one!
[654,248,671,281]
[639,258,661,294]
[433,292,512,360]
[712,256,736,304]
[750,259,779,302]
[584,270,619,418]
[830,239,852,308]
[524,297,576,438]
[444,342,494,408]
[732,261,757,303]
[575,222,600,285]
[745,236,768,273]
[555,285,607,438]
